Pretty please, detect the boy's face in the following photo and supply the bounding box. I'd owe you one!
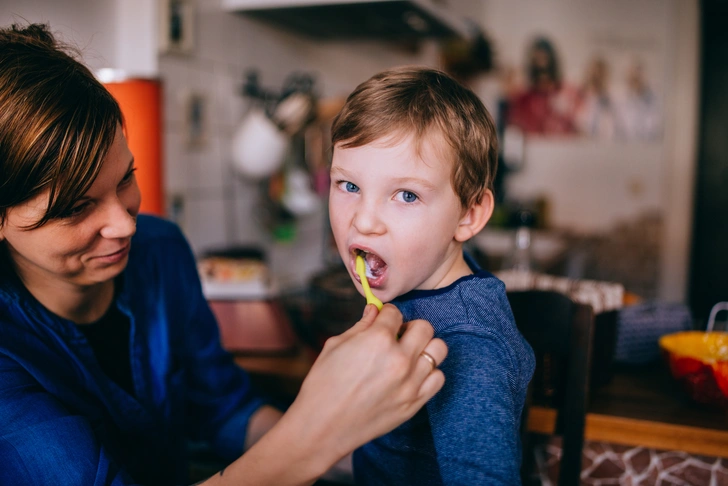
[329,133,469,303]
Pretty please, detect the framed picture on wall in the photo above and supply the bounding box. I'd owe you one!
[158,0,195,55]
[501,34,664,142]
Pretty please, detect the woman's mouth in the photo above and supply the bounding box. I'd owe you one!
[352,248,387,287]
[94,243,131,264]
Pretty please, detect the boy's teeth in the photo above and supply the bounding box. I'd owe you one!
[356,250,375,278]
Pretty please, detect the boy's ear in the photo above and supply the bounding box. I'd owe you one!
[454,189,494,243]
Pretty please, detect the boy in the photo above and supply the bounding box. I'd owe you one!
[328,66,536,485]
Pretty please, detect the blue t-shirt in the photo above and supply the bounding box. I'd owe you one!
[353,265,535,485]
[0,215,264,485]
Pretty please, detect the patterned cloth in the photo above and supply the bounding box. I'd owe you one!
[533,437,728,486]
[495,270,624,314]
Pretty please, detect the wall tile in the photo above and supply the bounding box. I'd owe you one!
[229,176,265,245]
[214,68,247,129]
[186,134,226,190]
[183,195,228,255]
[160,57,199,126]
[163,129,188,194]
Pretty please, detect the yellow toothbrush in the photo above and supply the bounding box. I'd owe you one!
[356,254,383,310]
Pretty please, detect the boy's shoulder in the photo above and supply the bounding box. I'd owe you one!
[394,271,513,335]
[444,273,535,374]
[453,271,514,326]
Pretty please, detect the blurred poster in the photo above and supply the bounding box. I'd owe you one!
[502,35,663,142]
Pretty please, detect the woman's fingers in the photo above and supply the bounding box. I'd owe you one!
[399,319,447,381]
[291,305,448,466]
[417,368,446,402]
[340,304,380,336]
[398,318,434,355]
[367,303,407,336]
[339,302,400,339]
[418,337,448,374]
[410,338,448,384]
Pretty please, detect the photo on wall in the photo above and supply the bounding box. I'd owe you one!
[500,33,664,142]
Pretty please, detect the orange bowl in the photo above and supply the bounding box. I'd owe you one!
[659,331,728,409]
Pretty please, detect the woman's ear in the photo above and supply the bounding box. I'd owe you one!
[454,189,494,243]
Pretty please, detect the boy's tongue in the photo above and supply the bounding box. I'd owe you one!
[364,252,386,277]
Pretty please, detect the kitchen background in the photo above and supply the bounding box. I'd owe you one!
[1,0,699,305]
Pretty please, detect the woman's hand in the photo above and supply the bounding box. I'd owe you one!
[212,304,446,486]
[291,303,447,462]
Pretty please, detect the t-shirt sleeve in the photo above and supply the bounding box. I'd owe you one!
[426,331,526,485]
[0,354,137,485]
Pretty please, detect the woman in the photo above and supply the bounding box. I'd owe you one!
[0,23,447,485]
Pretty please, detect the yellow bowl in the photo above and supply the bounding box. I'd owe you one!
[659,331,728,408]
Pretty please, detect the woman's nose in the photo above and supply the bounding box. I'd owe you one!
[99,199,137,240]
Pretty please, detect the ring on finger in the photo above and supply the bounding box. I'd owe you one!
[419,350,437,372]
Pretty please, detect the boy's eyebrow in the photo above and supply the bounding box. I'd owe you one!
[389,176,438,191]
[329,165,354,179]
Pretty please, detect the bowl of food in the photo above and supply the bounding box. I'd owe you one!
[659,304,728,409]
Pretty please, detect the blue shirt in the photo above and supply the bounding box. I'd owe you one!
[0,215,264,485]
[353,267,535,485]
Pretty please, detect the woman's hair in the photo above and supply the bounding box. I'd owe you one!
[0,23,123,228]
[331,66,498,209]
[527,37,562,86]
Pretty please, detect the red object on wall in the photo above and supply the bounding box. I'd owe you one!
[104,79,164,216]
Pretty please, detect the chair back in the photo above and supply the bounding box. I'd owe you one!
[508,290,595,486]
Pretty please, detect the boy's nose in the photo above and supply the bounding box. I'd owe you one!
[352,201,386,236]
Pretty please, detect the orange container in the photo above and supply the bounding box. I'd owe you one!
[104,79,164,216]
[659,331,728,409]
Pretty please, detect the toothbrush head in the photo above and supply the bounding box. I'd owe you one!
[356,254,383,310]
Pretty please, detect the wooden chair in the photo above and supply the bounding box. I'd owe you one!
[507,290,595,486]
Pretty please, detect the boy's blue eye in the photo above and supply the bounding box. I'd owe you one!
[400,191,417,203]
[344,182,359,193]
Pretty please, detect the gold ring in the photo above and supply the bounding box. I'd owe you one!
[420,350,437,372]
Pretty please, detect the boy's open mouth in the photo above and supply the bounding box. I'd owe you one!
[353,248,387,287]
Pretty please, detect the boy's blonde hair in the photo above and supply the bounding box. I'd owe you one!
[331,66,498,209]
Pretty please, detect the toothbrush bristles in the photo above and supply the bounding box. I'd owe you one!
[365,259,374,279]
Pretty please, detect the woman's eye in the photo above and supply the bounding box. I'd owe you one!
[120,167,137,185]
[397,191,418,203]
[339,181,359,193]
[59,203,89,219]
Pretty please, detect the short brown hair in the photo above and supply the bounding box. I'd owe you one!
[0,23,123,228]
[331,66,498,209]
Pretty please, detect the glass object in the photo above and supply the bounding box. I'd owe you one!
[503,209,535,272]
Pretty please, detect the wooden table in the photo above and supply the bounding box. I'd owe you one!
[527,364,728,458]
[234,346,315,401]
[235,350,728,458]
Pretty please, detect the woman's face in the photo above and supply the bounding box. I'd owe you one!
[0,125,141,288]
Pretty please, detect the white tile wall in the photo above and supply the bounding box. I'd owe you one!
[183,196,229,253]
